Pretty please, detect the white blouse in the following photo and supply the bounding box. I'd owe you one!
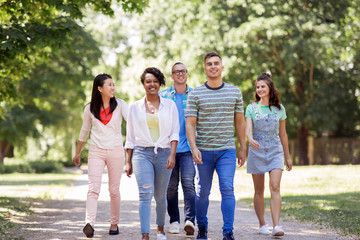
[78,98,128,149]
[125,96,179,153]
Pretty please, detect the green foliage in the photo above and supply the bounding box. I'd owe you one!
[0,163,32,174]
[0,26,101,161]
[28,161,63,173]
[0,0,148,105]
[108,0,359,164]
[0,160,63,173]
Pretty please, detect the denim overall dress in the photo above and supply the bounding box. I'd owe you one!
[247,103,284,174]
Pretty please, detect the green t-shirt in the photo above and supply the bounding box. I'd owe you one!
[185,82,244,151]
[245,102,286,121]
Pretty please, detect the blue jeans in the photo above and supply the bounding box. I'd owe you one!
[132,147,172,234]
[196,149,236,235]
[167,151,196,224]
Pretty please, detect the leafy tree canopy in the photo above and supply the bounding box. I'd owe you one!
[0,0,148,108]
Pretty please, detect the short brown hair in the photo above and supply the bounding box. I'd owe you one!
[204,51,222,63]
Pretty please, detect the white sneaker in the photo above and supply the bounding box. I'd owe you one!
[168,222,180,234]
[259,224,270,235]
[156,233,167,240]
[272,225,285,236]
[184,220,195,235]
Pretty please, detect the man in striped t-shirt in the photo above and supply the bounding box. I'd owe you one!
[185,52,247,240]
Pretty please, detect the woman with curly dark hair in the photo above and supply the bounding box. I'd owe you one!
[245,72,292,236]
[124,67,179,240]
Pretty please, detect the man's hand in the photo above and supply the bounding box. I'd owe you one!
[192,147,203,164]
[237,149,246,167]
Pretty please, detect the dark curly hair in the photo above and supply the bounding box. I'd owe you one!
[90,73,117,121]
[140,67,166,86]
[255,72,281,110]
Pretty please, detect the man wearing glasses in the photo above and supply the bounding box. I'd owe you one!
[159,62,196,236]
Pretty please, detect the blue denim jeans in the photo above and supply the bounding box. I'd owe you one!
[132,147,172,234]
[167,151,196,224]
[196,149,236,234]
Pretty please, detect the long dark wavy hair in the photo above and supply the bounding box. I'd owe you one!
[255,72,281,110]
[90,73,118,121]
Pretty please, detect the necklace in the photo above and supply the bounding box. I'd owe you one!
[145,98,158,113]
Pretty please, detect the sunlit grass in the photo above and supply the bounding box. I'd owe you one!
[239,165,360,236]
[0,173,78,199]
[0,172,79,239]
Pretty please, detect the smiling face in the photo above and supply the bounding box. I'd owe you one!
[98,78,115,99]
[171,64,188,85]
[256,80,270,99]
[143,73,160,96]
[204,56,224,80]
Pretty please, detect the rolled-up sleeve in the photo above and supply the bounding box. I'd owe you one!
[124,105,135,149]
[78,105,91,142]
[121,100,129,121]
[169,101,179,142]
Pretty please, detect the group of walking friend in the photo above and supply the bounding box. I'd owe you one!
[73,51,292,240]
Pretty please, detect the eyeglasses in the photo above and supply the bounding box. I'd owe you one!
[172,69,188,75]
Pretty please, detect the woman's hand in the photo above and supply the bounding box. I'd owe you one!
[249,140,260,150]
[73,153,80,167]
[166,154,176,169]
[285,157,293,171]
[124,162,133,177]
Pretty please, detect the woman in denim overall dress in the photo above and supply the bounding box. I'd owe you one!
[245,73,292,236]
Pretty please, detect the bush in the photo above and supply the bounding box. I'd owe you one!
[61,159,75,167]
[0,161,63,174]
[0,164,32,174]
[29,161,63,173]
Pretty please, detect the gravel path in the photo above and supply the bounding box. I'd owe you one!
[18,167,353,240]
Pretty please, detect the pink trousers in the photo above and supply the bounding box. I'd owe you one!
[86,144,125,226]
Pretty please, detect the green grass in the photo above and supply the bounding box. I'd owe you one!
[0,173,79,239]
[239,165,360,237]
[0,173,76,186]
[0,197,33,240]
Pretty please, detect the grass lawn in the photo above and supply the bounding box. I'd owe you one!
[0,173,78,199]
[239,165,360,237]
[0,172,78,239]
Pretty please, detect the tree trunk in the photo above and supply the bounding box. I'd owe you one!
[0,139,13,165]
[297,125,309,165]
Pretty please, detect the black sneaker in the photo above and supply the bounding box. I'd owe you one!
[223,231,235,240]
[196,226,208,239]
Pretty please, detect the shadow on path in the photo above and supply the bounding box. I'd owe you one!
[18,167,353,240]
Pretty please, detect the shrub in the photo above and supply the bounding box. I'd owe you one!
[29,161,63,173]
[0,164,33,174]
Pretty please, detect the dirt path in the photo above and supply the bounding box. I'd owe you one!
[18,167,353,240]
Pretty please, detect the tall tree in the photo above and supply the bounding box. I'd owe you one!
[118,0,359,164]
[0,0,148,108]
[0,27,101,164]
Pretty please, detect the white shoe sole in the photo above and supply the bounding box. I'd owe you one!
[184,225,195,235]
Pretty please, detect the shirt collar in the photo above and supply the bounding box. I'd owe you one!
[141,95,164,109]
[170,84,190,94]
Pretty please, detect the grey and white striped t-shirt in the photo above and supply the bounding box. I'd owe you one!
[185,82,244,151]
